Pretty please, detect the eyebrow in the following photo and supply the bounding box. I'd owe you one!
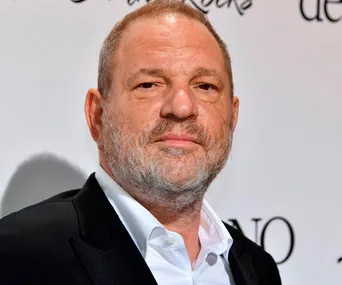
[192,67,225,87]
[127,68,167,87]
[126,67,224,87]
[192,67,221,78]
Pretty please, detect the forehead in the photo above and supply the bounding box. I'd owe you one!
[120,13,216,46]
[114,14,226,75]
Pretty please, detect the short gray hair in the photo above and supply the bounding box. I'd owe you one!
[98,0,233,99]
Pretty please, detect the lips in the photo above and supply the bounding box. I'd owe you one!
[156,133,200,147]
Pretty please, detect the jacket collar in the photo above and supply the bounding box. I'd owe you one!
[70,174,158,285]
[227,225,259,285]
[70,174,258,285]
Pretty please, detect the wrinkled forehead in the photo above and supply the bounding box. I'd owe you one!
[115,13,225,69]
[121,12,200,35]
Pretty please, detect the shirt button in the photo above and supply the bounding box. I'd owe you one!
[167,235,175,244]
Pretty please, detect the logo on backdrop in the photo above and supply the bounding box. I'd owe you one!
[227,216,295,265]
[70,0,253,16]
[300,0,342,22]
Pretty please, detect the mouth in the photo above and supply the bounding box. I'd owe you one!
[155,133,200,148]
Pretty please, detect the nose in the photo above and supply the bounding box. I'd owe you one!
[160,87,199,120]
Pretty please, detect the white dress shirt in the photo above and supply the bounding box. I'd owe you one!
[96,165,235,285]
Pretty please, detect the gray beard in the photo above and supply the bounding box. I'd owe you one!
[101,110,233,213]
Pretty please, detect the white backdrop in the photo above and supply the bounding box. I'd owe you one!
[1,0,342,284]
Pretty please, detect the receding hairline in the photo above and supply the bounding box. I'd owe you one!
[114,12,228,67]
[98,1,233,99]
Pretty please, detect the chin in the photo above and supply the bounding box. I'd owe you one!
[160,163,202,182]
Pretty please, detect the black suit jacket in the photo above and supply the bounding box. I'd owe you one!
[0,174,281,285]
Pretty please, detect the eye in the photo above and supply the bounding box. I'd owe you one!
[137,82,156,89]
[198,83,216,91]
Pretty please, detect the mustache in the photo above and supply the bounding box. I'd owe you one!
[141,118,209,146]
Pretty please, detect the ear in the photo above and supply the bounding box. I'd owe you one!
[232,96,240,132]
[85,88,104,144]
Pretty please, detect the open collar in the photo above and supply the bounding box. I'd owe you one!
[70,174,158,285]
[95,165,162,256]
[69,174,259,285]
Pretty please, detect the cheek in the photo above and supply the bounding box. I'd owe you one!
[199,102,231,138]
[122,99,163,132]
[129,112,158,136]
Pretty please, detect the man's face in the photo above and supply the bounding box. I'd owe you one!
[99,14,239,207]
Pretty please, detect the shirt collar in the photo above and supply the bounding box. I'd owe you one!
[200,201,233,260]
[95,165,161,256]
[95,165,233,259]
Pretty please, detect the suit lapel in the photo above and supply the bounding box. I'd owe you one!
[70,174,260,285]
[70,174,157,285]
[227,228,259,285]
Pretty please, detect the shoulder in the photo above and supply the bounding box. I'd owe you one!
[0,189,79,232]
[0,189,80,253]
[0,189,83,283]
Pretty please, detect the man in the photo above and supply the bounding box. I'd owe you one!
[0,1,281,284]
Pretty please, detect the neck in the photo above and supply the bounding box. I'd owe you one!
[99,158,204,264]
[143,200,203,265]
